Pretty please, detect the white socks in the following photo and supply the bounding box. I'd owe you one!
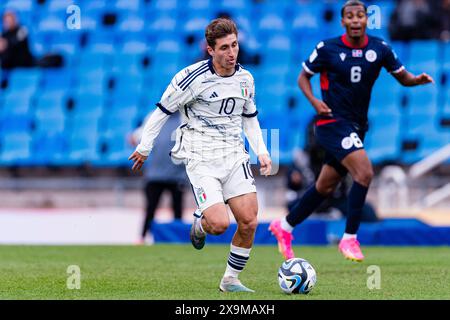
[342,233,357,240]
[224,244,251,278]
[281,217,294,233]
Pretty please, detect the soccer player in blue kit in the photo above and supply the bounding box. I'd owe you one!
[270,0,434,262]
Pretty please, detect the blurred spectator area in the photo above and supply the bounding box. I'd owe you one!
[0,0,449,170]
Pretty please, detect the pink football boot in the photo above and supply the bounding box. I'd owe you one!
[338,238,365,262]
[269,219,295,260]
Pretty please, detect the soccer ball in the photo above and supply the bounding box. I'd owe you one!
[278,258,317,294]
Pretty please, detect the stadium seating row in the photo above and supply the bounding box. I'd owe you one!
[0,0,448,166]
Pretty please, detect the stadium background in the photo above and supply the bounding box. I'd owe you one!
[0,0,449,246]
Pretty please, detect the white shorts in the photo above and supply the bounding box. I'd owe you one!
[186,154,257,212]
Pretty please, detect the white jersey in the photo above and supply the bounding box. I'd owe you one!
[157,59,260,162]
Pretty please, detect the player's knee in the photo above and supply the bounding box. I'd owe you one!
[238,216,258,234]
[210,220,229,235]
[316,182,337,196]
[353,169,374,187]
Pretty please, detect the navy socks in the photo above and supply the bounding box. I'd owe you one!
[286,185,327,227]
[345,181,369,234]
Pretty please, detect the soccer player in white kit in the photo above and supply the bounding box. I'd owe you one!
[129,18,272,293]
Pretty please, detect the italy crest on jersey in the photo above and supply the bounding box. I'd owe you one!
[195,187,207,204]
[240,82,250,98]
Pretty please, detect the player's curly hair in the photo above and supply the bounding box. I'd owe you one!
[341,0,367,17]
[205,18,238,48]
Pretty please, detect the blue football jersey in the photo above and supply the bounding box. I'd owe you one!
[302,34,404,129]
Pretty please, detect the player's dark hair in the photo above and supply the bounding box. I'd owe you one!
[341,0,367,17]
[205,18,238,48]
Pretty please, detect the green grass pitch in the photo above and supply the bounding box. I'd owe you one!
[0,245,449,300]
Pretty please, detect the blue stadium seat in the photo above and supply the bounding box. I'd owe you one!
[409,40,440,60]
[46,0,74,12]
[49,32,82,57]
[182,16,211,37]
[3,0,33,11]
[107,93,140,118]
[405,114,439,137]
[114,0,141,11]
[150,40,182,79]
[183,0,213,19]
[84,32,116,54]
[76,68,106,95]
[32,131,68,165]
[37,14,65,33]
[147,15,177,34]
[71,114,100,136]
[96,132,134,166]
[0,132,32,165]
[150,0,179,14]
[103,113,136,136]
[34,112,65,134]
[83,0,107,12]
[110,71,143,93]
[366,113,401,163]
[35,92,67,118]
[401,127,448,164]
[390,41,408,65]
[259,66,289,91]
[78,52,109,70]
[42,69,73,91]
[0,114,33,134]
[371,72,402,115]
[258,13,286,35]
[117,14,145,33]
[73,93,104,117]
[264,35,291,66]
[6,68,41,93]
[111,53,143,75]
[68,135,100,163]
[407,86,438,116]
[216,0,249,17]
[408,41,440,70]
[79,14,98,31]
[417,131,450,159]
[256,85,288,115]
[1,91,33,116]
[291,3,323,38]
[120,40,148,55]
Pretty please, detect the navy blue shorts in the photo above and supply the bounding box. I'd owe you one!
[314,118,367,177]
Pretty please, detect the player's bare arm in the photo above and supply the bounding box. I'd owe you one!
[298,70,333,116]
[393,69,435,86]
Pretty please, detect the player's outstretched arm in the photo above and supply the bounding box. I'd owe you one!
[298,70,333,116]
[393,69,435,87]
[128,108,170,172]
